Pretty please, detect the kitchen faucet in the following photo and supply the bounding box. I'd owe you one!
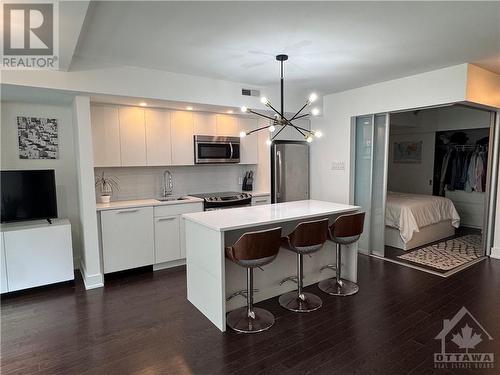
[162,170,173,197]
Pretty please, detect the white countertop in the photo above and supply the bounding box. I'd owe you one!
[96,196,204,211]
[95,191,270,211]
[182,200,360,231]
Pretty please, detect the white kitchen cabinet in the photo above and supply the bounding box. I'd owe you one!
[154,216,180,263]
[101,207,154,273]
[91,105,121,167]
[1,220,74,292]
[251,195,271,206]
[216,114,239,136]
[119,107,147,166]
[145,109,172,166]
[0,233,8,293]
[238,117,259,164]
[193,112,216,136]
[153,202,203,264]
[171,111,194,165]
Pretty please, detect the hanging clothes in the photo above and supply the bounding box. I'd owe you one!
[439,148,454,196]
[435,130,489,195]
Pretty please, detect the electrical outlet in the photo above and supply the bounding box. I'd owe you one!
[238,177,243,185]
[331,161,345,171]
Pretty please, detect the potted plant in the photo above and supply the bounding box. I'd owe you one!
[95,172,119,203]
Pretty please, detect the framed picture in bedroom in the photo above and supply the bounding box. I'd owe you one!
[17,116,59,159]
[393,141,422,163]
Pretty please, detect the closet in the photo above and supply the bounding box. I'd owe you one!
[433,128,489,228]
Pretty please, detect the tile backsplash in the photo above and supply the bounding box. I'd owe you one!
[94,165,255,201]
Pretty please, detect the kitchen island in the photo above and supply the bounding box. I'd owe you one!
[183,200,360,331]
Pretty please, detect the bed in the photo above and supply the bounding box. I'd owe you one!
[385,192,460,251]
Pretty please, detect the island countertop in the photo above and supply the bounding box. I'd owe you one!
[182,200,360,232]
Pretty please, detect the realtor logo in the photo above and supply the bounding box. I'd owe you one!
[2,1,58,69]
[434,306,494,369]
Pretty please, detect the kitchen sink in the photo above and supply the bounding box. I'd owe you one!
[156,196,190,202]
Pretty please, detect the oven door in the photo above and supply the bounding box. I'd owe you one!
[204,197,252,211]
[194,136,240,164]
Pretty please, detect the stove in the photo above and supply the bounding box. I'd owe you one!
[189,191,252,211]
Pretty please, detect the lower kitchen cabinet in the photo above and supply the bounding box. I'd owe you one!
[154,215,180,263]
[101,207,154,273]
[99,202,203,274]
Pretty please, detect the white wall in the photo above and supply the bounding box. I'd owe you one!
[72,96,103,289]
[388,131,435,195]
[94,164,261,201]
[1,101,82,265]
[310,64,469,204]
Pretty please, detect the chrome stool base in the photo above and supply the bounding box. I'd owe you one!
[318,278,359,296]
[279,291,322,312]
[226,307,275,333]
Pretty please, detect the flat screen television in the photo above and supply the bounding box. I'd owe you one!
[1,169,58,223]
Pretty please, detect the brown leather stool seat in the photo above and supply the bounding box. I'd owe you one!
[278,218,329,313]
[319,212,365,296]
[225,227,282,333]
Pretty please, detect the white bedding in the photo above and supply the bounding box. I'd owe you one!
[386,192,460,243]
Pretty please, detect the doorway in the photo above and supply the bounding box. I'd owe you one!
[352,104,498,276]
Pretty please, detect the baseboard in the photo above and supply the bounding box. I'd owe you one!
[490,247,500,260]
[79,260,104,290]
[153,259,186,271]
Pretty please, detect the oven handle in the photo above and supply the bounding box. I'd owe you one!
[277,150,282,199]
[229,142,233,159]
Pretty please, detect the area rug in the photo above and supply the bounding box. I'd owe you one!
[397,234,482,271]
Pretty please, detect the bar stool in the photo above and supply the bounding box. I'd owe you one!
[319,212,365,296]
[225,227,282,333]
[279,218,329,312]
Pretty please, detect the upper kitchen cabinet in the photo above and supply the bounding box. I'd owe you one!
[171,111,194,165]
[193,113,216,136]
[238,117,259,164]
[216,114,239,136]
[91,105,121,167]
[145,109,172,166]
[119,107,147,166]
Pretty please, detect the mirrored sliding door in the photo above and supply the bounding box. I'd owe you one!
[353,113,389,257]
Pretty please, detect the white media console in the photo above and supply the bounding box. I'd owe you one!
[1,219,74,293]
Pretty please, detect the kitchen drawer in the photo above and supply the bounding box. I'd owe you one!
[101,207,154,273]
[154,202,203,217]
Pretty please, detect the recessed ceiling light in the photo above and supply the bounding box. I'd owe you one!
[186,106,193,111]
[139,102,147,107]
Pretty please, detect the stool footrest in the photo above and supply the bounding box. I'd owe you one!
[226,289,259,301]
[279,276,298,286]
[320,264,336,272]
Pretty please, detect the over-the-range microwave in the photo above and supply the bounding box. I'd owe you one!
[194,135,240,164]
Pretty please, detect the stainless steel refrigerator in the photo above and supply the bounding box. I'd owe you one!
[271,141,310,203]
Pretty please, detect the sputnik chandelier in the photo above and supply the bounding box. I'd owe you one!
[239,54,322,144]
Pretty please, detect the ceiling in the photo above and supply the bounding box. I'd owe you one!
[72,2,499,94]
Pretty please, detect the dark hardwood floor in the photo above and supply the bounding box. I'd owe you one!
[2,255,499,375]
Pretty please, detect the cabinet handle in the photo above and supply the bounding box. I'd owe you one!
[117,209,139,214]
[157,217,176,222]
